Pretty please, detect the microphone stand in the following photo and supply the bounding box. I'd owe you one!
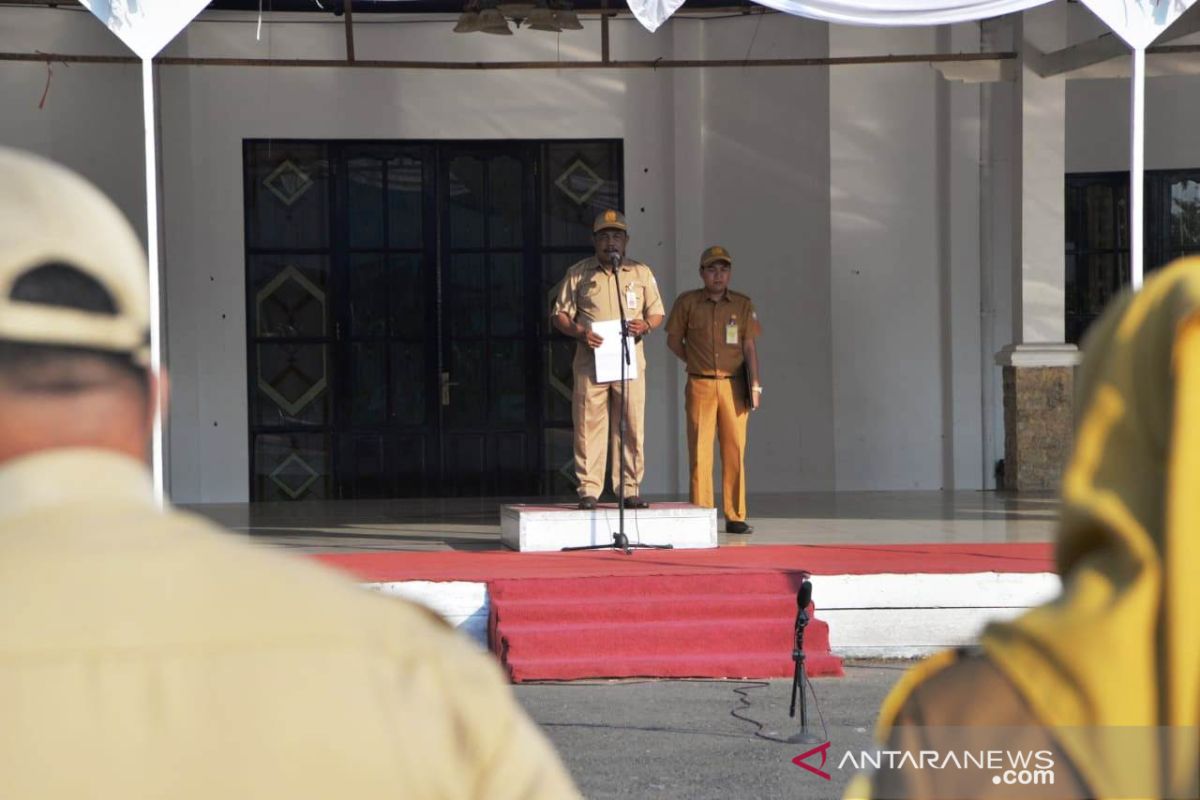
[786,579,822,744]
[563,254,672,556]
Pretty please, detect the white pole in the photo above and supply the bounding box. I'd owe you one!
[1131,45,1145,289]
[142,56,165,505]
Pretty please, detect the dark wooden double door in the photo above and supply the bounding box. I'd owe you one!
[245,139,622,500]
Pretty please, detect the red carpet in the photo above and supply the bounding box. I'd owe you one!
[312,543,1053,684]
[487,572,843,682]
[314,542,1054,582]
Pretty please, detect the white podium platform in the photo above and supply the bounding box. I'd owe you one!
[500,502,718,552]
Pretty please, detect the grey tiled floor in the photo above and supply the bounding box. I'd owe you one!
[184,491,1059,553]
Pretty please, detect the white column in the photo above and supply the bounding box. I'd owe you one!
[1014,3,1068,345]
[993,6,1078,492]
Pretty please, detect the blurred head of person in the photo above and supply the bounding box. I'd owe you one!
[0,148,161,468]
[975,260,1200,798]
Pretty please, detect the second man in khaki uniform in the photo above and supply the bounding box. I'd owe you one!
[550,210,665,509]
[666,246,762,534]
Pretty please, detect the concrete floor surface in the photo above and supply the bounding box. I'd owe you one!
[514,661,908,800]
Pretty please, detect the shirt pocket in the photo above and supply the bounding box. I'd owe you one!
[721,314,745,352]
[577,280,606,313]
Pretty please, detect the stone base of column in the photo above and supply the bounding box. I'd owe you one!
[995,344,1081,492]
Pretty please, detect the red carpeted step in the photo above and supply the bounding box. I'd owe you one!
[503,650,845,682]
[494,593,798,624]
[497,618,831,660]
[489,572,843,682]
[489,572,807,600]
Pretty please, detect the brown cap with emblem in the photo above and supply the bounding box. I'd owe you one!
[0,147,149,365]
[700,245,733,268]
[593,208,629,233]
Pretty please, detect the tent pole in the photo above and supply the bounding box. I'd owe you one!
[1131,45,1145,289]
[142,56,166,505]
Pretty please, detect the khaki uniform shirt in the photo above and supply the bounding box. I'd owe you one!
[550,256,665,372]
[665,289,760,377]
[0,449,580,800]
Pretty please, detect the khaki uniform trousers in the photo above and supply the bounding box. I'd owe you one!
[572,365,645,498]
[685,375,749,522]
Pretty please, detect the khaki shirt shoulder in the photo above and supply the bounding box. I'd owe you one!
[666,288,760,376]
[550,257,665,325]
[0,450,581,800]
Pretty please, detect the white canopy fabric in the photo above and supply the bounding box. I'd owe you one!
[78,0,209,59]
[627,0,1193,41]
[628,0,1050,32]
[752,0,1050,26]
[1079,0,1194,48]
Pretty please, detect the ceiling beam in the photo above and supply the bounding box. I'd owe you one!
[0,50,1015,70]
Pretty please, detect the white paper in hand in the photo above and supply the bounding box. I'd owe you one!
[592,319,638,383]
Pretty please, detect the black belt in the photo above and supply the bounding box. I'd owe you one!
[688,373,734,380]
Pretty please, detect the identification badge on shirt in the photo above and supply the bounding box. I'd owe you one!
[726,318,739,345]
[626,288,638,310]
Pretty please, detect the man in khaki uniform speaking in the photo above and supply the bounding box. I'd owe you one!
[0,147,580,800]
[666,246,762,534]
[550,209,665,510]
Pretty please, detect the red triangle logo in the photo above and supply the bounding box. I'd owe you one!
[792,741,832,781]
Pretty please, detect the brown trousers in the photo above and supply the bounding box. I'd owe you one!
[685,376,749,522]
[572,366,646,498]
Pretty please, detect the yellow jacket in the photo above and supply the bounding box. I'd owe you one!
[0,448,580,800]
[853,260,1200,800]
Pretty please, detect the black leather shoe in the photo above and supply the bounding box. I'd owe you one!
[622,495,650,509]
[578,495,598,510]
[725,521,754,534]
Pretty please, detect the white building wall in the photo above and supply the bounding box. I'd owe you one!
[1067,75,1200,173]
[980,16,1019,489]
[699,17,835,493]
[0,6,1059,501]
[667,22,705,496]
[829,26,945,490]
[941,26,987,491]
[0,9,145,244]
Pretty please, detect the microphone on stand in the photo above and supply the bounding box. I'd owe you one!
[610,253,623,335]
[797,580,813,618]
[787,578,821,743]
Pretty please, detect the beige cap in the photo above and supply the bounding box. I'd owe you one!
[593,208,629,233]
[0,148,149,364]
[700,245,733,267]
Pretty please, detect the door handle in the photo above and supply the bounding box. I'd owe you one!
[441,371,460,406]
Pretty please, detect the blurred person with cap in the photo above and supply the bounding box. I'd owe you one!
[665,246,761,535]
[550,209,665,509]
[846,259,1200,800]
[0,147,581,800]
